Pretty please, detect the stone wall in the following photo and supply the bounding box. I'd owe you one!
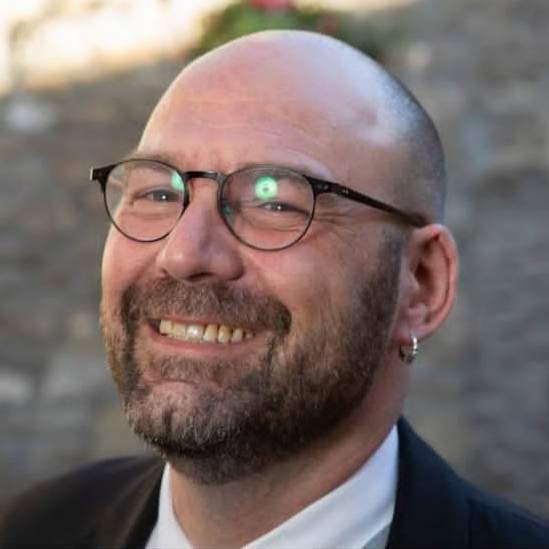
[393,0,549,517]
[1,0,548,520]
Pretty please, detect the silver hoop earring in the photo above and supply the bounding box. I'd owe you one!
[399,334,419,364]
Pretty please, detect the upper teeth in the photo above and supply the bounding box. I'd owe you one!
[158,320,253,344]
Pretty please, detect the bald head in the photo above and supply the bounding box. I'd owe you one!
[103,31,458,489]
[143,30,445,221]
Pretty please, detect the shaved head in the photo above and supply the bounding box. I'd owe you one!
[143,30,446,221]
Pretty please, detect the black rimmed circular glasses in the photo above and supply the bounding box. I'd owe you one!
[90,159,427,251]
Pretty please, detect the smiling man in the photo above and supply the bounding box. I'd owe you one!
[2,31,548,548]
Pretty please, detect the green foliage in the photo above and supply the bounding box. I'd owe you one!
[190,2,403,62]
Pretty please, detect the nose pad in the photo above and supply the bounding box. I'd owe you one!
[154,180,244,283]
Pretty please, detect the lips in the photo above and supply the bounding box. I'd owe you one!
[158,319,254,344]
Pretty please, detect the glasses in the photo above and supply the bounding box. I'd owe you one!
[90,159,427,251]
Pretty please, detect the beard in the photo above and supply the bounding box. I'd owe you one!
[101,237,402,484]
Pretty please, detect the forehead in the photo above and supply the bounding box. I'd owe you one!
[141,98,334,176]
[139,42,408,195]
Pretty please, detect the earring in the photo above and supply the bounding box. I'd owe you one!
[399,333,419,364]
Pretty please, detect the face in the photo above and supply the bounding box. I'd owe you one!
[101,42,406,483]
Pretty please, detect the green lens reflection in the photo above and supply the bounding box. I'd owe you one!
[171,172,185,192]
[255,176,278,200]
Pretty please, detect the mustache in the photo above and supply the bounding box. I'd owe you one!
[120,278,292,335]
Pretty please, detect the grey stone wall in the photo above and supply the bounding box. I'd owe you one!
[393,0,549,518]
[1,0,548,520]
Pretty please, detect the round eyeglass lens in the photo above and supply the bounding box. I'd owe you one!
[220,166,315,250]
[105,160,186,242]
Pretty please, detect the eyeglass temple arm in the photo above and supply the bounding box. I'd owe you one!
[310,178,427,228]
[90,165,116,184]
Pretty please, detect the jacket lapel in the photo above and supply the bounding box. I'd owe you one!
[81,456,164,548]
[387,418,470,548]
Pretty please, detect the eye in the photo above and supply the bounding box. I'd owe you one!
[136,188,180,203]
[260,201,307,215]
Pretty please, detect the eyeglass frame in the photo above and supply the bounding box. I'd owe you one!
[90,158,428,251]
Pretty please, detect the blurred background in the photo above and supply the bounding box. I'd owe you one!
[1,0,548,518]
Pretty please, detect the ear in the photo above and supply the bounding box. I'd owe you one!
[393,224,459,348]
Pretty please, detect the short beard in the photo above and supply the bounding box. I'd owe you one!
[101,236,402,484]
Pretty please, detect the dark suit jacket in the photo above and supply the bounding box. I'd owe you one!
[1,419,548,548]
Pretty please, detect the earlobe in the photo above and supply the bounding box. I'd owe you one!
[395,224,459,348]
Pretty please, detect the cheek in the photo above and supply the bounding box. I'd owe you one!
[101,230,156,310]
[248,246,353,326]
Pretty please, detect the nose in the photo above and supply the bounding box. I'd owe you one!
[154,181,244,283]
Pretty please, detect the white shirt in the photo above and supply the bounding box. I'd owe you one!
[146,425,398,549]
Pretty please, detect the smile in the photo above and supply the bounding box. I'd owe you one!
[158,319,254,344]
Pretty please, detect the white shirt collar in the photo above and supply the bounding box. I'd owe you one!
[146,425,398,549]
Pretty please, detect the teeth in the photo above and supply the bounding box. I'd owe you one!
[218,324,232,344]
[231,328,243,343]
[203,324,218,343]
[186,324,204,342]
[159,320,173,335]
[158,320,253,344]
[172,322,186,338]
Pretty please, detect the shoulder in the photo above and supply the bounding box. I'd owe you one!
[391,418,549,547]
[0,455,163,548]
[2,455,161,512]
[466,486,549,547]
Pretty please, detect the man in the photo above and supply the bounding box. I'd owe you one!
[1,30,548,548]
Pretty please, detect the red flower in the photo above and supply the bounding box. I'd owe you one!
[249,0,293,10]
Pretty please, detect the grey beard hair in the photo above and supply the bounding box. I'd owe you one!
[101,236,402,485]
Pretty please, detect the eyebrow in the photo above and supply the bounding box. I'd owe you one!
[125,148,330,182]
[125,148,176,165]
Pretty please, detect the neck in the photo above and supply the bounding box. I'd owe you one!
[167,368,404,549]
